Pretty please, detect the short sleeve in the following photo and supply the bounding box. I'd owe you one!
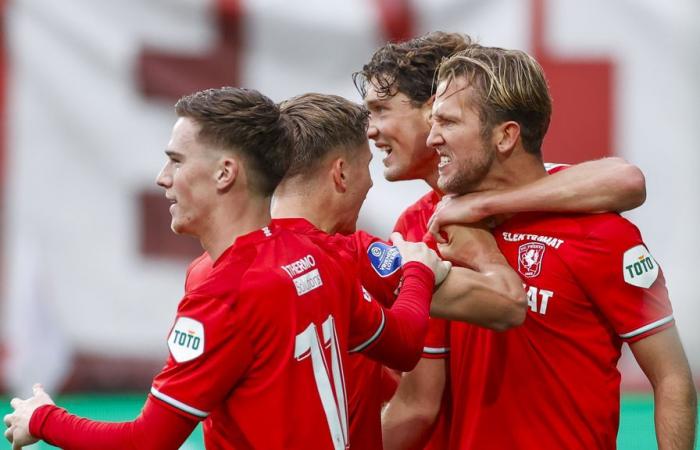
[570,215,673,343]
[422,317,450,358]
[151,293,253,421]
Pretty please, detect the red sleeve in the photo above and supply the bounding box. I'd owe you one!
[544,162,570,174]
[352,231,403,306]
[350,262,435,371]
[151,291,254,421]
[29,397,196,450]
[421,317,450,358]
[570,214,674,343]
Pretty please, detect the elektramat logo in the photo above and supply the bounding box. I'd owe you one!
[623,245,658,288]
[367,242,402,277]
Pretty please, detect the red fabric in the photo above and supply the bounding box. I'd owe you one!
[30,398,196,450]
[392,191,451,361]
[448,211,673,449]
[151,222,433,449]
[182,218,430,450]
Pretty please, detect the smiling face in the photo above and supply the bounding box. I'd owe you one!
[155,117,221,236]
[428,77,495,195]
[364,82,438,183]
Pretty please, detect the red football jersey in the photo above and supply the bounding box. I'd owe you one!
[182,218,408,450]
[151,225,425,449]
[393,190,451,360]
[271,218,410,450]
[448,212,673,449]
[391,190,452,450]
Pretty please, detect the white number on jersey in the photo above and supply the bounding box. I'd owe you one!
[295,315,348,449]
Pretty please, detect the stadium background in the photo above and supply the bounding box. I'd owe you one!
[0,0,698,448]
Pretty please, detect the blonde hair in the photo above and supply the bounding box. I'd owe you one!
[436,46,552,155]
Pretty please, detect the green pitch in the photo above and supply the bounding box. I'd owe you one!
[1,393,697,449]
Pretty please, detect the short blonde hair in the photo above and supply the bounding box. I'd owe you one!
[436,46,552,155]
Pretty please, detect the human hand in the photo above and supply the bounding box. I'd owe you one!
[428,193,493,243]
[436,224,507,270]
[4,383,54,449]
[390,232,452,285]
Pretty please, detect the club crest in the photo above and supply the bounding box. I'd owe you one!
[518,242,545,278]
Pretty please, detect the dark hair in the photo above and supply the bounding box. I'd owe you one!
[175,87,292,196]
[279,93,369,177]
[437,46,552,156]
[353,31,474,105]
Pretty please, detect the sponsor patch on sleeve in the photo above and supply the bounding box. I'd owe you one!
[367,242,402,277]
[623,245,658,288]
[168,317,205,363]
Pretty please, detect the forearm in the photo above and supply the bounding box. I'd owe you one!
[653,375,697,450]
[430,266,526,330]
[29,397,197,450]
[482,157,646,215]
[364,262,434,371]
[381,358,445,450]
[382,395,436,450]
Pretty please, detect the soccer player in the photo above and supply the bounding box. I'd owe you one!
[3,87,448,450]
[352,31,651,449]
[275,92,530,449]
[183,92,527,449]
[424,45,697,449]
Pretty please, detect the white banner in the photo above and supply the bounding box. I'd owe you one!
[2,0,699,393]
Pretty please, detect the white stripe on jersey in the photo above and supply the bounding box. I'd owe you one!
[349,308,386,353]
[150,387,209,418]
[544,162,570,171]
[619,315,674,339]
[423,346,450,355]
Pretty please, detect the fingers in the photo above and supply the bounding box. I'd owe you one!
[427,215,447,244]
[4,425,12,443]
[435,260,453,286]
[389,232,405,247]
[32,384,43,396]
[9,398,20,409]
[3,413,12,428]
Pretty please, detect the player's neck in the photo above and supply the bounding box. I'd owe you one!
[272,194,335,234]
[201,195,272,261]
[272,179,340,234]
[474,150,547,192]
[424,169,443,196]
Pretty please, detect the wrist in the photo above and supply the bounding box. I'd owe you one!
[28,404,60,439]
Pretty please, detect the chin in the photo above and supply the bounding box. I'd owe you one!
[383,166,409,182]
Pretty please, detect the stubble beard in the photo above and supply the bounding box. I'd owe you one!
[437,145,495,196]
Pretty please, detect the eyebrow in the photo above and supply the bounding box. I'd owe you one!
[365,98,386,108]
[165,150,183,158]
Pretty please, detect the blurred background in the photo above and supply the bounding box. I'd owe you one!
[0,0,698,448]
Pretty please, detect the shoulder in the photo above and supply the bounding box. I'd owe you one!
[394,190,440,233]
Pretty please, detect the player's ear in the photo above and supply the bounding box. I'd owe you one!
[331,157,348,193]
[494,121,520,156]
[215,157,239,190]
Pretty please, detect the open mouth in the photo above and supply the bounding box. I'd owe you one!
[438,154,451,169]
